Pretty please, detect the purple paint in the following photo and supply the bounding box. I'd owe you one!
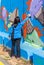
[30,0,43,18]
[2,7,7,20]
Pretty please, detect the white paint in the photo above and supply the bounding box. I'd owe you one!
[0,0,1,7]
[0,31,10,40]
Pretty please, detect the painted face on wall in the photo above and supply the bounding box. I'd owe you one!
[2,7,7,21]
[30,0,43,18]
[2,6,8,30]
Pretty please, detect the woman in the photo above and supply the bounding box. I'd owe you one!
[10,16,30,58]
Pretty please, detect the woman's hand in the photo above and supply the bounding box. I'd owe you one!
[27,14,31,18]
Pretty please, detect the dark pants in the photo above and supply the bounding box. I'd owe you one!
[10,38,21,58]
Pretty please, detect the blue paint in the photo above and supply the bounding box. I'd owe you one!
[33,49,44,65]
[1,0,26,19]
[0,0,1,7]
[20,49,28,60]
[0,37,3,44]
[3,38,12,48]
[30,18,44,29]
[30,18,44,42]
[0,0,44,61]
[33,54,44,65]
[1,0,44,43]
[40,36,44,43]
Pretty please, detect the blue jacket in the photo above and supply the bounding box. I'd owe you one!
[10,17,29,39]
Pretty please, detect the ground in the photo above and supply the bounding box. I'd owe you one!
[0,46,32,65]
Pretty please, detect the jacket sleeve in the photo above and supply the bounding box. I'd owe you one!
[20,17,29,27]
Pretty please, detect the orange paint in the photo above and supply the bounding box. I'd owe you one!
[22,13,27,38]
[26,0,32,10]
[34,27,43,37]
[22,13,27,20]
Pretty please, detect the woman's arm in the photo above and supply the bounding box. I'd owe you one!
[20,17,29,27]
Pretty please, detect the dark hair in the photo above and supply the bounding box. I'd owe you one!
[14,16,20,24]
[12,16,20,27]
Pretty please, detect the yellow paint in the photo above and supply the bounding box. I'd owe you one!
[31,43,41,48]
[8,22,12,28]
[0,61,4,65]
